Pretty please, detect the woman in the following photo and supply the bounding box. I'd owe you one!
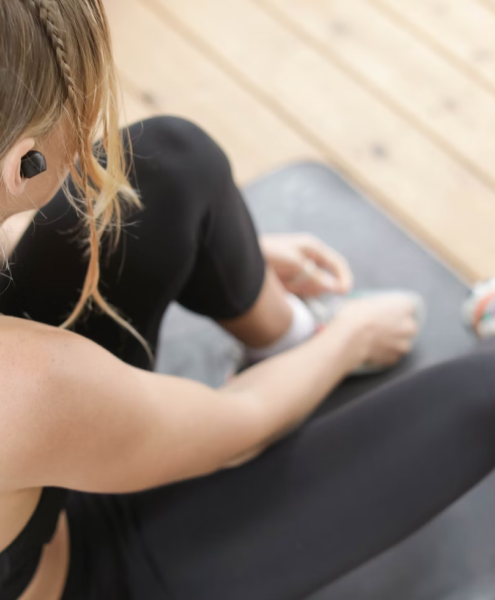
[2,2,495,600]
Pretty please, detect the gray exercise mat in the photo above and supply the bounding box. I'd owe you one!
[156,162,495,600]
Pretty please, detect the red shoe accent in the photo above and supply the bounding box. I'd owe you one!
[473,290,495,335]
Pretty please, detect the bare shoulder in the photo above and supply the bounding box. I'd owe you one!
[0,314,141,491]
[0,315,70,404]
[0,315,57,399]
[0,316,86,487]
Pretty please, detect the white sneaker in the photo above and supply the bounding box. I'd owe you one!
[462,277,495,338]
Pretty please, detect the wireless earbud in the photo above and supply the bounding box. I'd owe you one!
[20,151,47,179]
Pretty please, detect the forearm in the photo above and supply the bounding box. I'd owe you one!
[221,315,362,464]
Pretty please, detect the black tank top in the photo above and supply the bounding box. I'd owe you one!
[0,488,67,600]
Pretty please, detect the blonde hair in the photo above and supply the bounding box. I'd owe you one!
[0,0,152,361]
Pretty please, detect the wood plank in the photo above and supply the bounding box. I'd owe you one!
[258,0,495,190]
[372,0,495,94]
[119,86,155,126]
[105,0,321,184]
[145,0,495,281]
[479,0,495,9]
[479,0,495,12]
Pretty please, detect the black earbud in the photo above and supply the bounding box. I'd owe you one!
[20,151,47,179]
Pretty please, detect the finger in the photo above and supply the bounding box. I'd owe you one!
[287,259,318,286]
[300,238,354,293]
[371,350,403,367]
[308,266,338,294]
[285,276,331,298]
[397,340,413,354]
[400,319,419,338]
[288,260,338,296]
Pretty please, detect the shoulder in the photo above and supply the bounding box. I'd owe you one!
[0,316,59,398]
[0,315,69,392]
[0,317,80,485]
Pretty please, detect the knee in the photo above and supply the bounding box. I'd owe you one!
[129,116,234,199]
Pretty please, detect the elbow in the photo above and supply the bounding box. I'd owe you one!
[221,445,266,469]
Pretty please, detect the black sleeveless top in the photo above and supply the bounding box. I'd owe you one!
[0,488,67,600]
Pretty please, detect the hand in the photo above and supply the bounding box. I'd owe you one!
[337,294,419,370]
[260,233,353,297]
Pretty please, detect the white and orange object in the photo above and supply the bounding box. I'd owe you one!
[462,279,495,338]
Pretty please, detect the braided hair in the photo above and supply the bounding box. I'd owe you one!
[24,0,88,184]
[26,1,77,105]
[1,0,151,362]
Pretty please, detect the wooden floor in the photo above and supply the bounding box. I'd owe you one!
[15,0,495,282]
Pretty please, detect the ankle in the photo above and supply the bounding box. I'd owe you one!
[218,268,295,347]
[245,294,317,362]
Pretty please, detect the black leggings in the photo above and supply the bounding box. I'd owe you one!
[4,117,495,600]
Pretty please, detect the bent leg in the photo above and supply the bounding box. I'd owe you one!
[123,347,495,599]
[0,117,279,368]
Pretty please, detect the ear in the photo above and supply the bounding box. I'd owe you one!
[1,138,36,196]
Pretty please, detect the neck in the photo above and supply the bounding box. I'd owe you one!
[0,211,36,258]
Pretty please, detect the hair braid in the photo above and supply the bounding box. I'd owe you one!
[18,0,153,363]
[25,0,77,108]
[26,1,106,303]
[26,2,94,241]
[24,0,89,178]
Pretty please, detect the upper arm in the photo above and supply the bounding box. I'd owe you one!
[0,320,263,494]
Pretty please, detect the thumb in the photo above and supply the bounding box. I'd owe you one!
[310,266,338,292]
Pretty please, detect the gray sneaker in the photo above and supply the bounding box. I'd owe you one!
[305,290,426,375]
[229,290,426,380]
